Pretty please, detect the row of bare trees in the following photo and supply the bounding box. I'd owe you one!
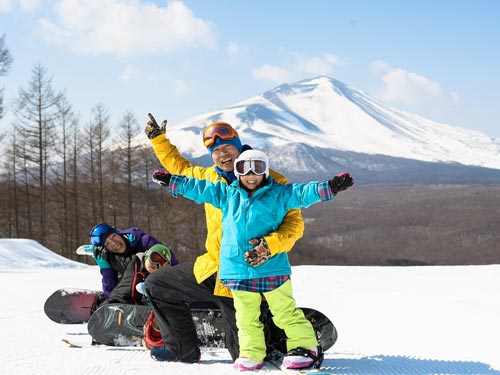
[0,59,210,262]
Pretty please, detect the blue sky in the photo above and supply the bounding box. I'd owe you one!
[0,0,499,137]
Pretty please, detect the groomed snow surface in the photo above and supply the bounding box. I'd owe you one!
[0,238,499,374]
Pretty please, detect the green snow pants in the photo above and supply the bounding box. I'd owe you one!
[232,279,318,362]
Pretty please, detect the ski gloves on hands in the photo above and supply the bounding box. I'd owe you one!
[152,169,171,186]
[329,172,354,195]
[92,246,110,269]
[145,113,167,140]
[244,238,271,267]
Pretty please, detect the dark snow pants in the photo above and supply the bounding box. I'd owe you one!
[145,261,239,360]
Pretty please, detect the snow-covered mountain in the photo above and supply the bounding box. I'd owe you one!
[144,76,500,183]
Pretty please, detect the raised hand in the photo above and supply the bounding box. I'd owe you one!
[92,246,111,269]
[145,113,167,139]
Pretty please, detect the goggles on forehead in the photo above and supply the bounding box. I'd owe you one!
[148,250,170,268]
[202,122,239,148]
[235,158,267,176]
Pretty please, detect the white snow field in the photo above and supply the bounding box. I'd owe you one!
[0,238,499,374]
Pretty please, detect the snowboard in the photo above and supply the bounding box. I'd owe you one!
[87,303,337,355]
[44,288,101,324]
[265,307,337,360]
[87,303,225,347]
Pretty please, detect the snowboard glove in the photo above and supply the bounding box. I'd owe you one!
[244,238,271,266]
[152,169,171,187]
[145,113,167,140]
[92,246,110,269]
[329,172,354,195]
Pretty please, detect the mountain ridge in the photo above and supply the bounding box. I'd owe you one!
[139,75,500,184]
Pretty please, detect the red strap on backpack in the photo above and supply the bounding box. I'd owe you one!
[142,310,164,349]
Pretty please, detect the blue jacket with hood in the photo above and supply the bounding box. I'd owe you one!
[169,175,333,281]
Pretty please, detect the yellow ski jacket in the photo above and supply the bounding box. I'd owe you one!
[150,135,304,297]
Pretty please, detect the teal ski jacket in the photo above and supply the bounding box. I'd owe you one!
[168,175,334,281]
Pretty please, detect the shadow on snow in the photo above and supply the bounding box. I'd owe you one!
[324,354,499,375]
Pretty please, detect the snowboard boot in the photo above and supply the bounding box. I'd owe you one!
[233,357,265,371]
[150,345,200,363]
[90,292,106,315]
[282,345,324,369]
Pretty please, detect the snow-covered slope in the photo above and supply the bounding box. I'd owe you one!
[151,76,500,172]
[1,239,499,374]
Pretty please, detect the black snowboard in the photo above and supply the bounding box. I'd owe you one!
[265,307,338,360]
[44,288,101,324]
[87,303,225,347]
[87,302,337,354]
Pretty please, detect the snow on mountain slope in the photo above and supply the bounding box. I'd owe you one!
[151,76,500,171]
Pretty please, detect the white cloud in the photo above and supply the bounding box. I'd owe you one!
[289,52,346,77]
[0,0,12,12]
[253,52,345,83]
[0,0,41,12]
[35,0,217,57]
[373,60,459,106]
[119,64,141,81]
[371,60,390,74]
[19,0,40,11]
[227,41,241,58]
[449,91,461,105]
[171,79,190,96]
[252,64,293,83]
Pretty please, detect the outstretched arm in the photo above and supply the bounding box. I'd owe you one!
[152,170,227,209]
[145,113,210,178]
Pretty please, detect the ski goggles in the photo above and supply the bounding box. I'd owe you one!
[235,158,268,176]
[202,122,239,148]
[147,250,170,268]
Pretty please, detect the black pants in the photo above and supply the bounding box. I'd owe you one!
[145,261,239,360]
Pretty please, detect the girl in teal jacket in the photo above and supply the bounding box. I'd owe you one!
[159,149,353,371]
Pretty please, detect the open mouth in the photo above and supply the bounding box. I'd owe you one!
[220,158,232,166]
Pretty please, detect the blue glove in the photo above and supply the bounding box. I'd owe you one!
[92,246,111,269]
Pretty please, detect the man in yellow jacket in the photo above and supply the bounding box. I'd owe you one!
[144,114,304,363]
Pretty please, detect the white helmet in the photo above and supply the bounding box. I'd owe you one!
[234,150,269,180]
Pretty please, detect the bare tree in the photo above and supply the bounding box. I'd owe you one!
[1,131,19,237]
[0,33,13,121]
[50,97,76,256]
[11,64,63,243]
[86,104,111,223]
[70,114,83,246]
[116,111,140,226]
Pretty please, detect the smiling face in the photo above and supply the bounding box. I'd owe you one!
[211,144,241,172]
[104,233,127,254]
[239,172,265,192]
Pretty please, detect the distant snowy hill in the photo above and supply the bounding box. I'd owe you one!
[0,238,83,270]
[140,76,500,184]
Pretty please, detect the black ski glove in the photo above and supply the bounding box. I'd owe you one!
[244,238,271,266]
[329,172,354,195]
[145,113,167,140]
[152,169,171,186]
